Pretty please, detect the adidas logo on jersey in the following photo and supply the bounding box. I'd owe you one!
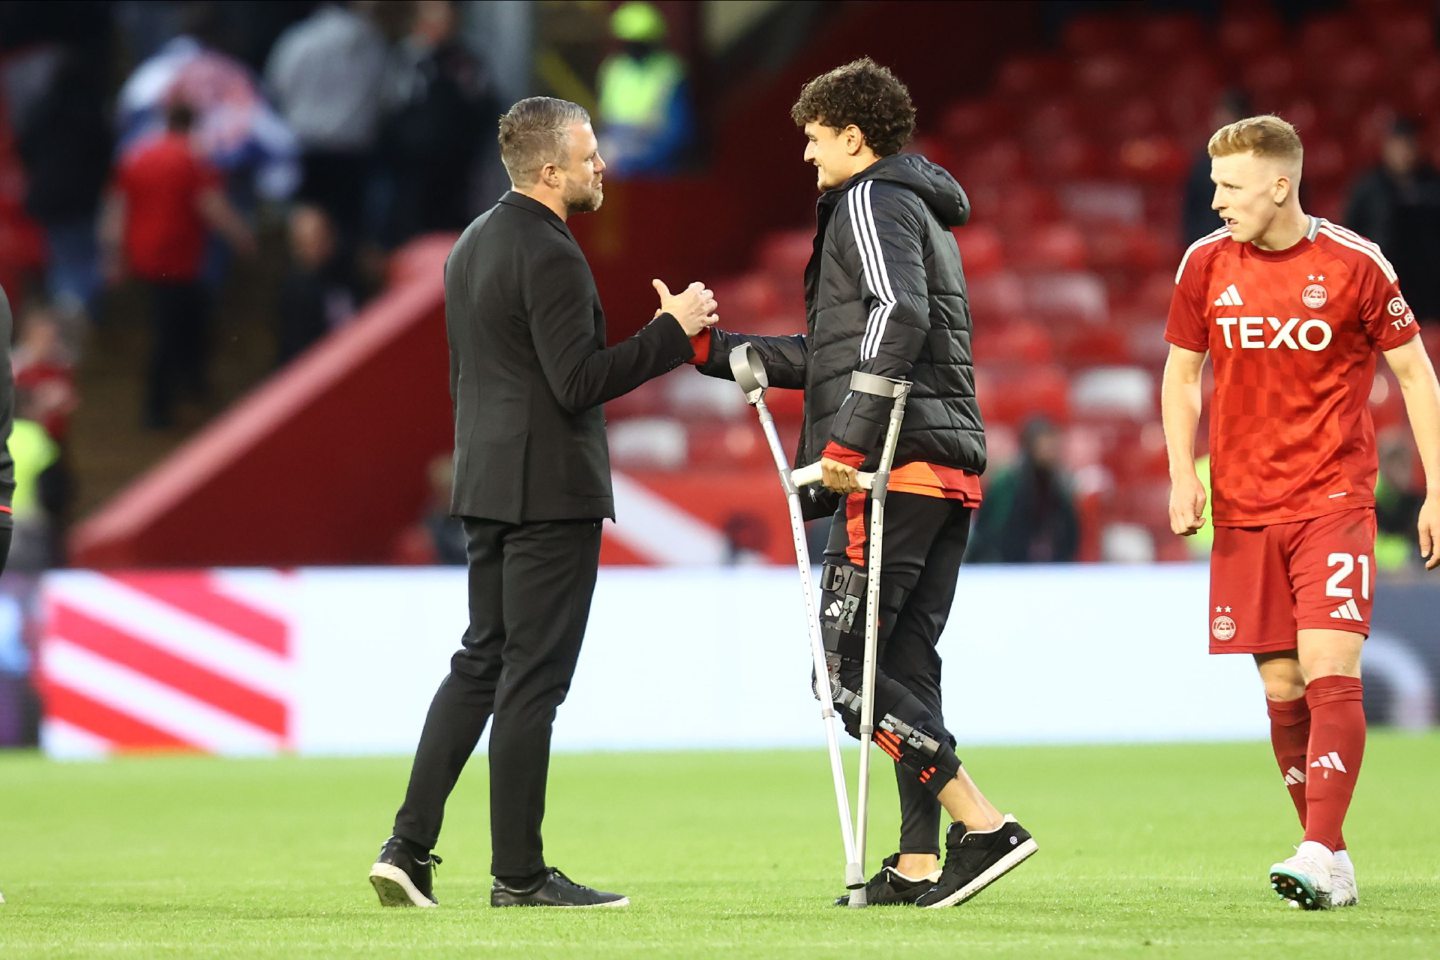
[1330,599,1363,622]
[1213,284,1244,307]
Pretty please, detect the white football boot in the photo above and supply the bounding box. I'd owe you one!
[1270,840,1334,910]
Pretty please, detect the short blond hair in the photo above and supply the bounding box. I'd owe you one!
[1207,115,1303,169]
[498,96,590,187]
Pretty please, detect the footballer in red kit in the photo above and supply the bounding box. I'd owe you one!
[1162,116,1440,911]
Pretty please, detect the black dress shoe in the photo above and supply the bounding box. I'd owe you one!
[369,836,441,907]
[490,868,629,908]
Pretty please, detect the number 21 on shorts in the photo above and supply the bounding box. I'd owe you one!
[1326,552,1371,599]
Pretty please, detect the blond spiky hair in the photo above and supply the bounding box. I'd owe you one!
[1207,115,1303,171]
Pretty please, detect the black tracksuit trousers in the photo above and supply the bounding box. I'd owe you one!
[822,492,972,857]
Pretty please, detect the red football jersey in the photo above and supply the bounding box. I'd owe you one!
[1165,217,1419,527]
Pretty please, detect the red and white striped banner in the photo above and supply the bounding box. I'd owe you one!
[39,570,294,757]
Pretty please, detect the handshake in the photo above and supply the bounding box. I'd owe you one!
[652,279,719,337]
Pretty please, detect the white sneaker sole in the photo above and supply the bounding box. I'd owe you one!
[1269,865,1331,911]
[369,863,438,908]
[920,838,1038,909]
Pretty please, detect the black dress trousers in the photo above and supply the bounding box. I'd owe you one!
[393,516,602,878]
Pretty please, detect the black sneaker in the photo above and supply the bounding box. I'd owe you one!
[833,852,943,906]
[490,868,629,908]
[915,815,1036,908]
[369,836,441,907]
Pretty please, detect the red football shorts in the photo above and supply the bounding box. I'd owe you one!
[1208,508,1377,654]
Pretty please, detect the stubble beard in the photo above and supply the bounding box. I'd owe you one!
[565,181,604,215]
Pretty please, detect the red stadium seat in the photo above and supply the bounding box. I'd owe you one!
[1023,272,1110,326]
[1085,221,1176,275]
[974,363,1070,426]
[1103,95,1165,142]
[712,275,783,322]
[954,138,1029,189]
[1062,14,1139,57]
[1055,326,1135,368]
[1029,134,1105,181]
[988,183,1062,230]
[994,55,1071,99]
[1404,57,1440,118]
[967,271,1027,326]
[1070,365,1156,420]
[1011,222,1088,272]
[973,321,1054,366]
[1370,7,1439,66]
[1060,182,1146,226]
[1245,53,1305,105]
[760,230,814,279]
[952,223,1006,279]
[1324,49,1384,96]
[1217,10,1287,62]
[940,99,1008,148]
[1074,53,1139,96]
[1299,12,1364,64]
[1116,134,1190,184]
[1137,14,1210,63]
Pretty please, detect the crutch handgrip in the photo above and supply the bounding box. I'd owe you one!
[791,462,875,490]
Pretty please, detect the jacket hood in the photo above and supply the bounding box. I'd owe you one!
[850,153,970,228]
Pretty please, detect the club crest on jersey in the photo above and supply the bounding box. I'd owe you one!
[1212,614,1237,642]
[1301,283,1328,309]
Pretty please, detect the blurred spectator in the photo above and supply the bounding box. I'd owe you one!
[276,205,359,366]
[10,302,79,443]
[265,2,390,245]
[967,418,1080,564]
[721,512,767,565]
[391,454,467,565]
[14,50,112,322]
[116,15,300,210]
[596,1,695,177]
[5,388,66,571]
[1375,430,1425,570]
[101,100,256,429]
[1182,90,1249,244]
[1345,119,1440,324]
[380,0,496,246]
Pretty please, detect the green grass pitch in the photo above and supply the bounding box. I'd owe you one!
[2,734,1438,959]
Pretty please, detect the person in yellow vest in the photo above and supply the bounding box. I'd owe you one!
[1375,431,1426,570]
[596,2,694,176]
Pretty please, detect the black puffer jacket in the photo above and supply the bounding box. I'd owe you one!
[697,153,985,517]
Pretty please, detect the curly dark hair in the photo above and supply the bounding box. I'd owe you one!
[790,57,916,158]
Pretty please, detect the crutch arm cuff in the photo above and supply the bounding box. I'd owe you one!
[821,441,866,469]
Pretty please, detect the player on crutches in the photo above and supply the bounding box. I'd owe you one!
[683,59,1035,908]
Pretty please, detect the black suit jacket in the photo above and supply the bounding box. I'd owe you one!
[445,191,693,523]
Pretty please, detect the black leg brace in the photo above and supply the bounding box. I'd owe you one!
[820,562,962,797]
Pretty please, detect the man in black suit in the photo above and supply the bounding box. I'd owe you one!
[369,96,717,910]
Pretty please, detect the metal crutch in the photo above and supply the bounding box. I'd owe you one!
[731,344,911,908]
[730,344,865,903]
[794,368,911,908]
